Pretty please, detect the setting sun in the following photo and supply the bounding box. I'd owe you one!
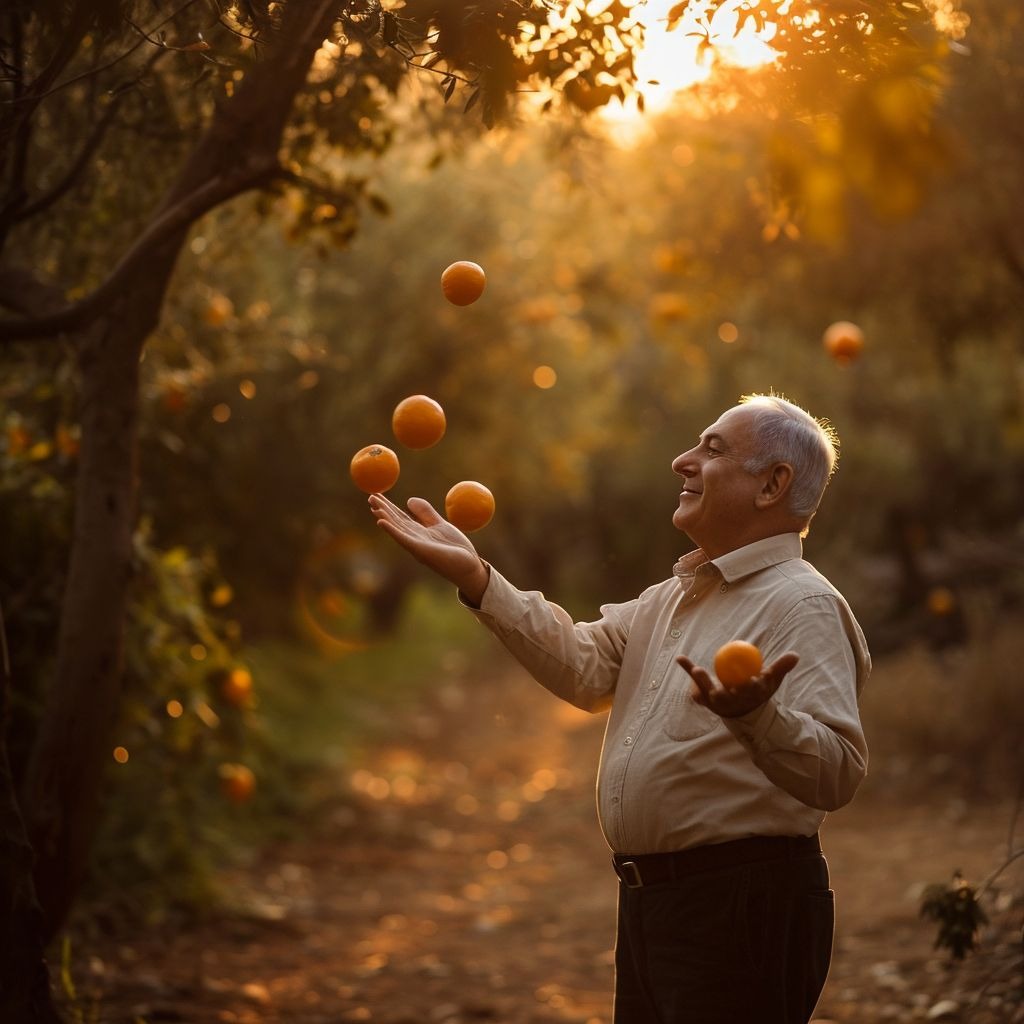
[609,0,779,124]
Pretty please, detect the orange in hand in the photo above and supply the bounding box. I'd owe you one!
[350,444,400,494]
[445,480,495,532]
[441,261,486,306]
[713,640,763,689]
[823,320,865,364]
[392,394,446,450]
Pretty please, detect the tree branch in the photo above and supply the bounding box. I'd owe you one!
[0,159,284,342]
[1,48,168,238]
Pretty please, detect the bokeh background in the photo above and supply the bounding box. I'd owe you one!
[2,1,1023,1020]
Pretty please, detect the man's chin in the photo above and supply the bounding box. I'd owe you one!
[672,509,694,535]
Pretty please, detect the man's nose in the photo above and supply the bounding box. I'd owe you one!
[672,449,698,475]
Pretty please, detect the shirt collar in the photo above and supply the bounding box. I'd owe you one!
[672,533,803,583]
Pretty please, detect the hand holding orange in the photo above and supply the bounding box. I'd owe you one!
[441,261,486,306]
[713,640,763,689]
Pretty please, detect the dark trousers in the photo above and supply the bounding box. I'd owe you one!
[612,844,834,1024]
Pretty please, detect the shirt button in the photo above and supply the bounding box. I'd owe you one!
[670,629,681,639]
[624,736,634,745]
[720,582,729,592]
[649,680,658,690]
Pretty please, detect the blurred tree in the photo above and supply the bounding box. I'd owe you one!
[0,1,644,1015]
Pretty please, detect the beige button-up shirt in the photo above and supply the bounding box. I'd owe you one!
[469,533,871,854]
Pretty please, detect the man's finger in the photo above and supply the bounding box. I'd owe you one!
[406,496,444,526]
[763,651,800,686]
[677,656,716,705]
[368,492,407,521]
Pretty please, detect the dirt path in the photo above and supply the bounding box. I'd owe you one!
[62,667,1022,1024]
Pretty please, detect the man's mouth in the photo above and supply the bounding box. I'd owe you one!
[680,487,702,498]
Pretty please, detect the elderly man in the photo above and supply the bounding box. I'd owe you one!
[368,393,870,1024]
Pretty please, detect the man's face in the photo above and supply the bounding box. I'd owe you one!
[671,405,766,557]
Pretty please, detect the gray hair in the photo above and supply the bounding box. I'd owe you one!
[739,393,840,529]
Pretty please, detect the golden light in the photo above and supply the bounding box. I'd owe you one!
[603,0,779,132]
[533,365,558,389]
[113,746,129,764]
[166,699,184,718]
[718,320,739,343]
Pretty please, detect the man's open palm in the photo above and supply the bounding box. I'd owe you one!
[368,494,489,602]
[677,651,800,718]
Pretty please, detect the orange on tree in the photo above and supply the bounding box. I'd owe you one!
[221,666,253,707]
[713,640,763,689]
[350,444,400,494]
[219,763,256,803]
[823,320,865,364]
[392,394,446,450]
[441,260,486,306]
[445,480,495,532]
[926,585,956,617]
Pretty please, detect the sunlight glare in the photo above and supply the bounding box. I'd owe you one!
[605,0,779,135]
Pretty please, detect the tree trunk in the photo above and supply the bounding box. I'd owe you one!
[19,0,342,944]
[0,610,63,1022]
[19,294,161,939]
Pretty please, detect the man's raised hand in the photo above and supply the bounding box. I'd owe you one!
[368,493,490,605]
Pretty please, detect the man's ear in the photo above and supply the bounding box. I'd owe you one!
[755,462,794,510]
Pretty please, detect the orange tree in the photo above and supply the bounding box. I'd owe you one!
[0,2,644,1017]
[0,1,962,1019]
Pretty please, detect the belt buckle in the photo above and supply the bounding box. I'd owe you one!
[617,859,644,888]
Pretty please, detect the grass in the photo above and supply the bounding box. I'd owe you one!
[239,582,493,820]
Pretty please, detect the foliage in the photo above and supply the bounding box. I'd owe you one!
[78,585,490,925]
[124,0,1024,639]
[83,525,253,923]
[921,872,989,960]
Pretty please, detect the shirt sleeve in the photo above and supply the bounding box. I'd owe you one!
[723,593,870,811]
[463,566,635,713]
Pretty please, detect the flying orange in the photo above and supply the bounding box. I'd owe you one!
[445,480,495,532]
[350,444,400,493]
[823,320,865,364]
[392,394,447,450]
[441,261,486,306]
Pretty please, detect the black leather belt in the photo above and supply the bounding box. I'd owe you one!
[612,833,822,888]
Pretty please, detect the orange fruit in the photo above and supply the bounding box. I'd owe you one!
[926,585,956,617]
[441,261,486,306]
[221,667,253,708]
[219,763,256,803]
[350,444,400,493]
[823,320,865,364]
[392,394,446,450]
[445,480,495,532]
[713,640,763,689]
